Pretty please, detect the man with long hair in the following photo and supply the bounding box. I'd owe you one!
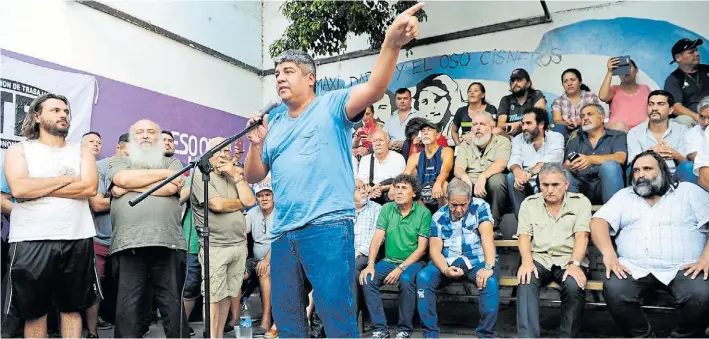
[4,93,99,338]
[591,151,709,337]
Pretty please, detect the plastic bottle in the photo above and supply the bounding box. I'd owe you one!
[236,299,252,339]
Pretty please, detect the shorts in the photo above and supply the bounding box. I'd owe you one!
[8,238,101,318]
[93,241,110,281]
[198,245,246,302]
[183,253,202,300]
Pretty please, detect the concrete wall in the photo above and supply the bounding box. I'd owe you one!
[1,0,262,117]
[262,1,709,143]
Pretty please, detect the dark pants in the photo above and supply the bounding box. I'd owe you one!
[112,247,189,338]
[270,220,359,338]
[416,259,500,338]
[603,271,709,337]
[567,161,624,204]
[362,260,426,333]
[517,261,586,338]
[479,173,508,225]
[505,172,537,218]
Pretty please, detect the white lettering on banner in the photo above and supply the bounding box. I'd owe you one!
[173,131,211,163]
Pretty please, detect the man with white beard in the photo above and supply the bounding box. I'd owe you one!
[453,112,510,234]
[591,150,709,338]
[108,119,189,338]
[564,104,626,204]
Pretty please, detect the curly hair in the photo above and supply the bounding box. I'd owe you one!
[629,150,678,195]
[392,174,421,198]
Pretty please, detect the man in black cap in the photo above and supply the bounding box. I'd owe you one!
[401,119,454,213]
[664,38,709,127]
[497,68,547,137]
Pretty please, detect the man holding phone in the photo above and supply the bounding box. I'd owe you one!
[664,38,709,127]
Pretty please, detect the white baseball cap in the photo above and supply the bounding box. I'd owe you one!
[253,181,272,194]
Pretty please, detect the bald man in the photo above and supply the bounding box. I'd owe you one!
[108,119,189,338]
[189,137,256,337]
[356,130,407,205]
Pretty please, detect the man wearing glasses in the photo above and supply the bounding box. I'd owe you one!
[353,179,383,319]
[244,181,277,337]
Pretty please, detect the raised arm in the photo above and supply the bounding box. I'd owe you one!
[47,145,98,198]
[4,144,76,199]
[345,3,424,118]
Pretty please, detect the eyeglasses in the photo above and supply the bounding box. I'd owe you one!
[261,218,267,234]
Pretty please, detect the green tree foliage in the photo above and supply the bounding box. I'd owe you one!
[269,0,427,59]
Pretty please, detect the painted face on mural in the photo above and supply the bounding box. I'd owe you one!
[373,93,393,122]
[274,61,316,103]
[416,87,450,124]
[37,98,71,138]
[395,91,412,112]
[647,94,673,122]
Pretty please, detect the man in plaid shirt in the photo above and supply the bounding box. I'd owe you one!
[415,178,500,338]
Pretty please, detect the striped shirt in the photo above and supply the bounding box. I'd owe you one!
[593,183,709,285]
[430,198,495,269]
[354,200,382,255]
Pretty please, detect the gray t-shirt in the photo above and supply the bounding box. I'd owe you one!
[246,207,274,260]
[93,158,112,245]
[108,156,186,255]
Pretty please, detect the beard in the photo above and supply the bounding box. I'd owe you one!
[633,173,666,198]
[40,118,69,138]
[164,150,175,157]
[511,86,528,98]
[581,122,597,132]
[523,128,539,142]
[473,133,492,147]
[128,140,165,169]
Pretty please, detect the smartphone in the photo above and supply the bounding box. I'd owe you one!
[567,151,580,162]
[612,55,632,76]
[505,125,513,134]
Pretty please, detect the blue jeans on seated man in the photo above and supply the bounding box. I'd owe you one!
[270,220,359,338]
[416,258,500,338]
[362,260,426,334]
[506,172,538,218]
[567,161,624,204]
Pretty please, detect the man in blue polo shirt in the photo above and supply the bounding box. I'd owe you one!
[243,4,426,337]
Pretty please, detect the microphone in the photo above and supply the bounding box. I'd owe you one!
[251,98,282,125]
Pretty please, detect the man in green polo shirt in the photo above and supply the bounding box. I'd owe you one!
[359,174,431,339]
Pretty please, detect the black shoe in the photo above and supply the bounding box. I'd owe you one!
[253,327,268,337]
[224,323,235,334]
[189,327,195,337]
[493,228,504,240]
[86,333,99,339]
[97,317,113,330]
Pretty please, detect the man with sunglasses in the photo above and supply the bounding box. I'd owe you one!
[243,180,277,337]
[664,38,708,127]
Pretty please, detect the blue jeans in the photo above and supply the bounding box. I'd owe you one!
[505,172,536,218]
[567,161,624,204]
[675,161,698,184]
[270,220,358,338]
[416,259,500,338]
[362,260,426,333]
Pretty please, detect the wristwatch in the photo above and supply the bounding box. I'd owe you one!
[398,264,407,271]
[484,263,495,271]
[568,260,581,267]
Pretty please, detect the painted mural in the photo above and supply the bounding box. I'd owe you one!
[273,17,709,144]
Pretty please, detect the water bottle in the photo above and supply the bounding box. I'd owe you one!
[236,300,252,339]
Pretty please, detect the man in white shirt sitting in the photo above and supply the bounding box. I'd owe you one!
[591,150,709,338]
[357,130,407,205]
[684,96,709,163]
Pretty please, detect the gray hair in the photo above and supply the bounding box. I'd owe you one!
[581,103,606,117]
[447,178,472,200]
[538,162,568,182]
[471,111,495,126]
[274,50,317,78]
[698,96,709,113]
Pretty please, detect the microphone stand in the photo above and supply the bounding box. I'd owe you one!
[129,117,265,339]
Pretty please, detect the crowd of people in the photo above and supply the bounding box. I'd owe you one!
[1,4,709,337]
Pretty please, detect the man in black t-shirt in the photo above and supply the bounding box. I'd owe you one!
[497,68,547,137]
[664,38,709,128]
